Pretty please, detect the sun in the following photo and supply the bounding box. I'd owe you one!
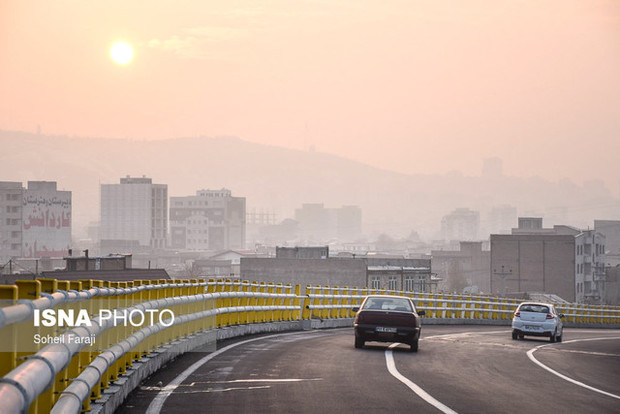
[110,41,134,65]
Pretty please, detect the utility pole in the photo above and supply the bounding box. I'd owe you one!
[493,265,512,297]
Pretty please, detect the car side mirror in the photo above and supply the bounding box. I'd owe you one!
[559,313,564,318]
[352,307,360,313]
[418,310,426,316]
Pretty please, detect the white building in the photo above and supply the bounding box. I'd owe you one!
[575,229,607,303]
[100,176,168,251]
[170,189,246,251]
[441,208,480,242]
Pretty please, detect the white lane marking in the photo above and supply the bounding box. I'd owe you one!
[527,336,620,400]
[385,344,458,414]
[141,378,322,391]
[140,385,272,392]
[189,378,323,385]
[145,331,317,414]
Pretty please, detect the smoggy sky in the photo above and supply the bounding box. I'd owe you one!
[1,1,619,189]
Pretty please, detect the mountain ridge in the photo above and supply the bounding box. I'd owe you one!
[1,129,618,241]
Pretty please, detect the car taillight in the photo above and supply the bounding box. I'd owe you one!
[514,311,520,318]
[546,313,554,319]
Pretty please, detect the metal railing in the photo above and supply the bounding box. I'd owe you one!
[0,278,618,414]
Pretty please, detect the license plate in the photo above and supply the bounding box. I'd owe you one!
[524,325,540,330]
[376,326,397,333]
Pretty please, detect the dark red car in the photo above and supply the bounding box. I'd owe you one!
[353,294,425,352]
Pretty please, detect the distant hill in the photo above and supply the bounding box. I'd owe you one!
[1,130,618,240]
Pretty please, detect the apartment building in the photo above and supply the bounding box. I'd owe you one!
[0,182,23,259]
[100,176,168,252]
[0,181,71,260]
[169,189,246,251]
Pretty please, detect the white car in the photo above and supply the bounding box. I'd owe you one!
[511,302,564,342]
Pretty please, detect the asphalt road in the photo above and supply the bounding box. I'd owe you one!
[117,325,620,414]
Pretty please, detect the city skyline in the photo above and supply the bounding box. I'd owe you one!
[1,1,619,190]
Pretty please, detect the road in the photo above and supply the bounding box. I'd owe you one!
[118,325,620,413]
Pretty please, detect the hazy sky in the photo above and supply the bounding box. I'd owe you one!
[1,1,619,189]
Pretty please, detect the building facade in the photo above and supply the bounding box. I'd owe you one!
[490,218,606,303]
[169,189,245,251]
[241,255,434,292]
[431,241,491,293]
[574,230,607,303]
[441,208,480,242]
[276,246,329,259]
[0,182,24,259]
[0,181,71,260]
[100,176,168,252]
[595,220,620,267]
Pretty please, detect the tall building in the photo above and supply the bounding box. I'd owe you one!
[490,218,606,303]
[575,229,607,303]
[170,189,246,251]
[0,182,23,259]
[0,181,71,260]
[441,208,480,242]
[100,176,168,252]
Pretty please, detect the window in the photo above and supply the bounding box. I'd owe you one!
[519,304,549,313]
[388,276,398,290]
[370,277,380,290]
[405,277,415,291]
[363,298,412,311]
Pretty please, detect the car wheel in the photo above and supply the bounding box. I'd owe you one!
[556,334,562,343]
[518,334,524,339]
[512,330,518,340]
[355,336,364,349]
[409,338,419,352]
[550,330,557,343]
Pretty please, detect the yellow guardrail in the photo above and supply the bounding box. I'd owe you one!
[0,277,618,414]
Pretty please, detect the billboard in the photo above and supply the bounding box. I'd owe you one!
[22,187,71,258]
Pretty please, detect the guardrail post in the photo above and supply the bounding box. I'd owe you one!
[213,279,224,327]
[301,285,312,320]
[267,283,276,322]
[251,281,260,324]
[258,282,267,323]
[188,279,199,334]
[321,286,329,319]
[239,280,250,325]
[222,279,233,326]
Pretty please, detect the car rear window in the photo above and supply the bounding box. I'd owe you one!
[519,304,549,313]
[363,298,412,312]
